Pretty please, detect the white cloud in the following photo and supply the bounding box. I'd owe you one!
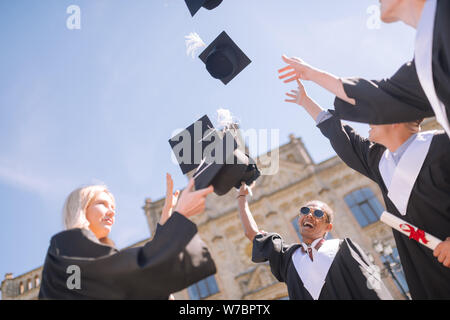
[0,161,51,194]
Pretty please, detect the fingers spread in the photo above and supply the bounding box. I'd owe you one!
[284,76,299,83]
[278,70,296,79]
[282,55,294,64]
[278,65,293,73]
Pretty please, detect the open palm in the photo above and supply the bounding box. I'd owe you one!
[278,55,314,82]
[285,79,308,106]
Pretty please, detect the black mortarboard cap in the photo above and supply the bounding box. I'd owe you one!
[168,115,217,175]
[169,115,260,195]
[199,31,251,85]
[185,0,223,17]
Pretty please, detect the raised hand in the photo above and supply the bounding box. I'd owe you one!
[278,55,315,83]
[174,179,214,218]
[238,181,255,198]
[285,79,309,106]
[160,173,180,225]
[165,173,179,209]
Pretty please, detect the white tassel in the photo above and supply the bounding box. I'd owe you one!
[185,32,206,59]
[217,108,235,130]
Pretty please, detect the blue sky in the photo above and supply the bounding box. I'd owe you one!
[0,0,416,286]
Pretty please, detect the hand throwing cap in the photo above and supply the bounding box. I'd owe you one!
[169,115,260,195]
[185,0,223,17]
[199,31,251,85]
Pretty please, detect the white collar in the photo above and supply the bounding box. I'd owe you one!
[292,239,341,300]
[379,131,436,215]
[301,237,324,251]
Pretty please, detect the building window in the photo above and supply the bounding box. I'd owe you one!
[344,187,384,227]
[27,279,32,290]
[19,282,24,295]
[187,275,219,300]
[291,217,303,242]
[35,276,40,288]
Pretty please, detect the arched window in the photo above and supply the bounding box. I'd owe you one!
[187,275,219,300]
[27,279,32,290]
[344,187,384,227]
[34,275,40,288]
[19,282,24,295]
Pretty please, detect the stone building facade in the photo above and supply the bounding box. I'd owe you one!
[1,119,441,300]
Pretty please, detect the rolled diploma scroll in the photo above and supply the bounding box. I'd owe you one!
[380,211,442,250]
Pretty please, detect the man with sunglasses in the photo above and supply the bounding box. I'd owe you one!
[237,183,392,300]
[283,80,450,299]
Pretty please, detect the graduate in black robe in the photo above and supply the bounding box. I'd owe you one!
[252,234,392,300]
[279,0,450,137]
[333,0,450,136]
[237,183,392,300]
[283,79,450,299]
[316,114,450,299]
[39,176,216,299]
[39,213,216,300]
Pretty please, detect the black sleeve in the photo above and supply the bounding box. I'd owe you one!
[433,0,450,109]
[137,212,216,295]
[252,232,292,282]
[39,214,216,299]
[317,114,384,182]
[333,61,434,124]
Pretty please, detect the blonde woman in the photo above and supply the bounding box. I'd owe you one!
[39,176,216,299]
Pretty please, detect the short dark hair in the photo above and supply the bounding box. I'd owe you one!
[303,200,334,224]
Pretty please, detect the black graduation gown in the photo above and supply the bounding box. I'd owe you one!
[252,233,392,300]
[317,114,450,299]
[333,0,450,125]
[38,212,216,299]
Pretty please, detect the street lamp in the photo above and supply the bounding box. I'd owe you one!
[373,240,410,300]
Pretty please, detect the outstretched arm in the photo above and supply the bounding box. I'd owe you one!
[237,182,260,241]
[279,55,356,105]
[285,80,380,181]
[280,56,433,125]
[285,79,326,121]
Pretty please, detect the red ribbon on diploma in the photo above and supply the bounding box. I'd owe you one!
[400,223,429,244]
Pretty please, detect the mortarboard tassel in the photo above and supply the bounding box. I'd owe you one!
[185,32,206,59]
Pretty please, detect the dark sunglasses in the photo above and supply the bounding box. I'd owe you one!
[300,206,325,219]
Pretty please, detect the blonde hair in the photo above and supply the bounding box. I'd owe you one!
[63,185,115,230]
[404,119,423,133]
